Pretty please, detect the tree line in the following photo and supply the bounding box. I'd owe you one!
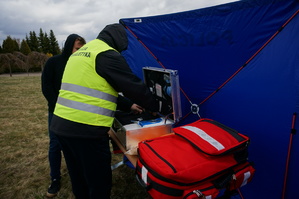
[0,28,61,76]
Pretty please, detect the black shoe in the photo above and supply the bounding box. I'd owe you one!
[46,179,60,198]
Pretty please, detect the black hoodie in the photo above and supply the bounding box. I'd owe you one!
[42,34,82,113]
[50,24,159,138]
[96,24,158,111]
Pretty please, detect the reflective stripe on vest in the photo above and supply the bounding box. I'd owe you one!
[57,97,114,117]
[181,126,225,151]
[61,83,117,103]
[57,83,117,117]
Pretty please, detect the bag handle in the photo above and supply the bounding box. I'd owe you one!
[174,119,249,156]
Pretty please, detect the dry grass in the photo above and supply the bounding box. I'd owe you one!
[0,74,148,199]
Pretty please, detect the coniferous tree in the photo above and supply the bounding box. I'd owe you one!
[2,36,19,53]
[38,28,45,52]
[15,39,20,50]
[49,30,61,55]
[20,39,31,55]
[25,34,30,48]
[43,32,51,54]
[29,31,39,52]
[0,28,61,74]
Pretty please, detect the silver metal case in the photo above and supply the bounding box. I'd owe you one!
[142,66,182,122]
[112,67,182,152]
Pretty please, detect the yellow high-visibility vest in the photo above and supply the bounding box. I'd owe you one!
[54,39,118,127]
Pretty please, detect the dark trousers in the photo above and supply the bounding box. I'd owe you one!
[48,112,62,180]
[56,134,112,199]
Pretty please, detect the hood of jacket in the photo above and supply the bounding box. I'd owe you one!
[96,24,128,52]
[61,33,81,58]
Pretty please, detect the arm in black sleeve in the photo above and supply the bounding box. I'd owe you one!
[116,95,133,112]
[95,51,158,112]
[41,57,57,112]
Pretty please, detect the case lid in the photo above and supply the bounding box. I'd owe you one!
[143,67,182,122]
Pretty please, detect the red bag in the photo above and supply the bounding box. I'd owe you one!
[136,119,254,199]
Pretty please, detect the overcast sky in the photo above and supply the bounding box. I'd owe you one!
[0,0,238,47]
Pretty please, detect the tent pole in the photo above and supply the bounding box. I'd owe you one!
[237,188,245,199]
[282,112,297,199]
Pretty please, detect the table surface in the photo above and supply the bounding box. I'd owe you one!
[108,129,138,168]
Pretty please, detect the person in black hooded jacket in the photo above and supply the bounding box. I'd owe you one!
[41,34,86,198]
[50,24,159,199]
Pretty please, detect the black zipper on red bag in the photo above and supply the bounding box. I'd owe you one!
[143,141,177,173]
[234,162,254,174]
[202,119,248,142]
[138,148,245,187]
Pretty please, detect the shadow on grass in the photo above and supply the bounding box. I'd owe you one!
[111,157,151,199]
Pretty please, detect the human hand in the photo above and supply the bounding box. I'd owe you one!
[150,112,158,117]
[130,104,144,114]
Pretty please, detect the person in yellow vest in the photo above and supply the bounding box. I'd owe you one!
[50,24,159,199]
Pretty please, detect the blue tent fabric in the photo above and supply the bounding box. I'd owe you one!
[119,0,299,198]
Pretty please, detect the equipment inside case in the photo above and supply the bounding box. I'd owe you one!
[112,67,182,153]
[142,66,181,122]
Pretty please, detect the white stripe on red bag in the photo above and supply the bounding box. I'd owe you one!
[182,126,225,151]
[241,171,251,187]
[141,166,148,184]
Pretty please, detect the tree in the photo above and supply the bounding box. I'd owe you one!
[0,28,59,75]
[38,28,45,52]
[0,54,10,74]
[15,38,21,50]
[20,40,31,55]
[2,36,19,53]
[49,30,61,55]
[27,51,49,71]
[0,53,25,76]
[28,31,39,52]
[10,52,27,73]
[38,28,50,53]
[43,32,51,54]
[13,51,28,71]
[25,34,30,49]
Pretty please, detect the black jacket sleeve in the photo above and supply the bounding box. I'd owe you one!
[41,57,57,113]
[95,50,158,112]
[116,95,133,112]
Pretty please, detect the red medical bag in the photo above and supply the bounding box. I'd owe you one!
[136,118,255,199]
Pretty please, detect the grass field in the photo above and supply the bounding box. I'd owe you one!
[0,74,148,199]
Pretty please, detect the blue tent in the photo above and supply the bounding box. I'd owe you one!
[119,0,299,198]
